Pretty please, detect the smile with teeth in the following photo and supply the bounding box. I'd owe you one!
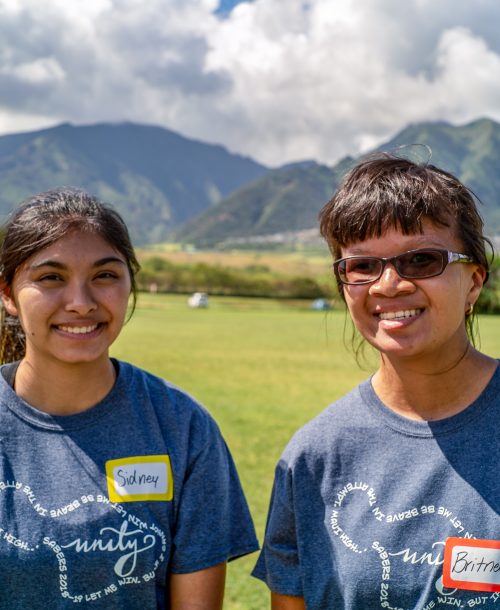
[57,324,99,334]
[379,309,421,321]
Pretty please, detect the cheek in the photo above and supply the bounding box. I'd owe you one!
[12,287,53,325]
[438,275,471,311]
[106,287,132,318]
[13,299,38,331]
[343,288,366,319]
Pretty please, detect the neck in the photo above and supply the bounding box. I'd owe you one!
[13,357,117,415]
[372,346,497,421]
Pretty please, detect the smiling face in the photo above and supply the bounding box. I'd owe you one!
[341,219,486,365]
[1,231,132,371]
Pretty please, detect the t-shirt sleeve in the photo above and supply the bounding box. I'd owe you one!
[169,412,259,574]
[252,459,303,596]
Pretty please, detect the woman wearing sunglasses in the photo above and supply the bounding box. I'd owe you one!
[253,153,499,609]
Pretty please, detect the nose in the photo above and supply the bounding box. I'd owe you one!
[64,280,97,314]
[369,263,416,297]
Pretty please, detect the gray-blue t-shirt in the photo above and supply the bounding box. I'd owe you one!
[253,365,500,609]
[0,359,258,609]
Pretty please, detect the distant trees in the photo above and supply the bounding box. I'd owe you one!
[477,256,500,313]
[137,253,500,311]
[137,256,332,300]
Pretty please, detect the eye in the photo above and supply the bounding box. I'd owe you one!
[407,251,438,266]
[93,269,124,283]
[37,273,63,282]
[399,250,444,277]
[346,258,379,276]
[96,271,117,279]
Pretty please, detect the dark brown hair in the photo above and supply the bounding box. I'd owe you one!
[0,188,140,363]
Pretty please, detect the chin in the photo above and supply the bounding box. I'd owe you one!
[370,339,421,358]
[54,350,109,365]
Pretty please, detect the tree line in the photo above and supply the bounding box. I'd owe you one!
[137,255,500,312]
[137,257,332,300]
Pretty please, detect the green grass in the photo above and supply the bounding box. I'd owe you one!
[110,294,499,609]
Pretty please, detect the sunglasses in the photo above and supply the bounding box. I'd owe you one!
[333,248,475,285]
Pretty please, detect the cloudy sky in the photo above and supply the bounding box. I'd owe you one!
[1,0,499,166]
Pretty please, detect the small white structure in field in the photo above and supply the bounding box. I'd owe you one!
[188,292,209,308]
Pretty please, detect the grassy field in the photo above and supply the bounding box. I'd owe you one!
[110,293,499,609]
[136,247,333,276]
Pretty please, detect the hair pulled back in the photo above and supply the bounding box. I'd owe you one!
[0,187,140,363]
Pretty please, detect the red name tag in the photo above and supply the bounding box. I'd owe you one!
[443,537,500,592]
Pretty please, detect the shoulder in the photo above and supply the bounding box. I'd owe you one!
[113,360,221,441]
[280,379,373,466]
[115,359,210,409]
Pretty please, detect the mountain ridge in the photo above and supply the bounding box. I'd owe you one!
[1,118,499,247]
[0,121,268,244]
[174,117,500,247]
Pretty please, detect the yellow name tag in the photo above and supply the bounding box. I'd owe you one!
[105,455,173,502]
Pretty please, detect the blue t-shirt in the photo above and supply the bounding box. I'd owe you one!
[253,366,500,609]
[0,360,258,609]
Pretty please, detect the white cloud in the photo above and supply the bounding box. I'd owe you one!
[0,108,60,135]
[8,57,65,84]
[0,0,499,165]
[433,27,500,119]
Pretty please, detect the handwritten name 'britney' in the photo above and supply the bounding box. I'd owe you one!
[116,469,159,489]
[452,551,500,575]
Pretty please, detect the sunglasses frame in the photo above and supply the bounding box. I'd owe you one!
[333,248,475,285]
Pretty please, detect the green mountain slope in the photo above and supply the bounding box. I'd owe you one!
[2,118,499,248]
[380,118,500,232]
[174,159,354,247]
[0,122,267,244]
[174,118,500,247]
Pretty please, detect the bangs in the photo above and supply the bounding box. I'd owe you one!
[331,190,452,248]
[319,156,472,255]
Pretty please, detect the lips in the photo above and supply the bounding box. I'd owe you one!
[378,308,422,321]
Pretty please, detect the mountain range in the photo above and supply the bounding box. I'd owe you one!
[0,122,266,244]
[175,117,500,247]
[0,118,499,246]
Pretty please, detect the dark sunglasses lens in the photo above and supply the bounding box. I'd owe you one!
[339,258,382,283]
[396,250,445,278]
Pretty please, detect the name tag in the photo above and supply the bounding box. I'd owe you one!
[443,537,500,592]
[105,455,173,502]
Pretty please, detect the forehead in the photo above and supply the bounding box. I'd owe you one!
[340,219,463,257]
[22,231,124,268]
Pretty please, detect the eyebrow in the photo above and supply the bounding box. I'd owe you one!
[29,256,127,270]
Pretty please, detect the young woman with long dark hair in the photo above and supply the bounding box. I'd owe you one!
[0,187,258,609]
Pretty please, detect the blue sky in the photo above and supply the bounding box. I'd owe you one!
[216,0,252,14]
[0,0,499,166]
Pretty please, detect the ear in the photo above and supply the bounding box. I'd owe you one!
[0,282,18,317]
[467,265,488,309]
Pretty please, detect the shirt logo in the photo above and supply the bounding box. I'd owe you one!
[105,455,173,502]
